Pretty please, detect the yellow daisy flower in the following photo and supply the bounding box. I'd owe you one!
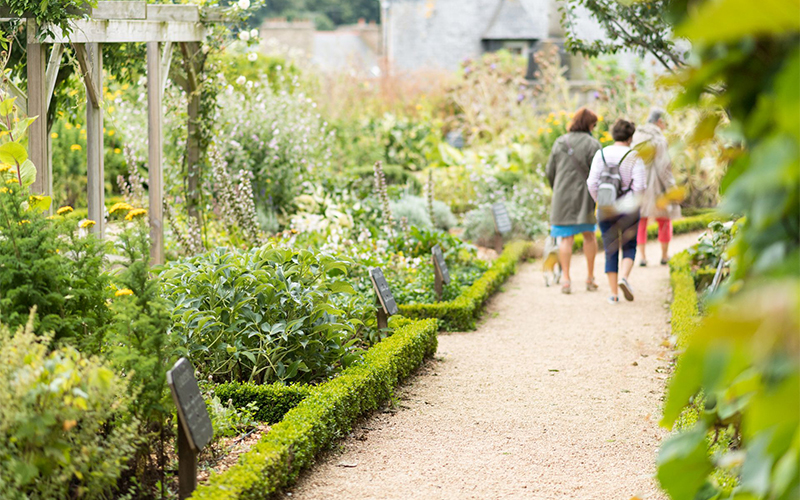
[57,206,74,215]
[125,208,147,221]
[109,202,133,214]
[79,219,96,229]
[6,178,19,184]
[0,164,11,173]
[115,288,134,297]
[51,132,58,139]
[70,144,82,151]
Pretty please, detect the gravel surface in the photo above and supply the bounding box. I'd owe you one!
[281,233,701,500]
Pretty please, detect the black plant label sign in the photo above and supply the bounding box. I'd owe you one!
[167,358,214,451]
[432,244,451,285]
[492,202,512,234]
[369,267,398,316]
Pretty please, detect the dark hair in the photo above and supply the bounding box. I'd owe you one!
[568,107,598,133]
[611,119,636,142]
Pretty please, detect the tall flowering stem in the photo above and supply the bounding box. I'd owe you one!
[373,161,394,235]
[210,146,262,246]
[426,169,436,228]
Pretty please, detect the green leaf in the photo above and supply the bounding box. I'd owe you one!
[0,141,28,166]
[27,194,52,212]
[12,116,37,141]
[0,97,16,117]
[328,281,356,295]
[18,159,36,188]
[657,427,714,499]
[676,0,800,43]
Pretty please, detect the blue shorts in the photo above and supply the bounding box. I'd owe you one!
[551,223,596,238]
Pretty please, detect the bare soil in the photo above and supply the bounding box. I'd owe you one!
[280,233,701,500]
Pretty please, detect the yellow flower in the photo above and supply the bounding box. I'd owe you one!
[6,178,19,184]
[121,84,129,90]
[109,202,133,214]
[18,220,30,225]
[108,129,115,136]
[553,120,561,126]
[597,115,604,122]
[114,148,122,154]
[75,123,81,129]
[70,144,82,151]
[0,131,7,138]
[79,219,96,229]
[546,128,553,134]
[125,208,147,221]
[537,127,544,134]
[0,164,10,173]
[115,288,134,297]
[57,206,74,215]
[0,187,9,193]
[65,123,73,130]
[51,132,58,139]
[108,107,115,114]
[46,215,57,220]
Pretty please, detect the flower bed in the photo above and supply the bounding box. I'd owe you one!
[398,240,534,331]
[190,317,438,499]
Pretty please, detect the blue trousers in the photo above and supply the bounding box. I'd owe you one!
[599,214,639,274]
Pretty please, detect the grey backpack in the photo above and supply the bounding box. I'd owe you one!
[596,148,634,214]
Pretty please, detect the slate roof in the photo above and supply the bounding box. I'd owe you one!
[483,0,539,40]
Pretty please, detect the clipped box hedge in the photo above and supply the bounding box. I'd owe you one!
[669,250,700,348]
[572,212,725,252]
[190,317,439,500]
[398,240,534,331]
[213,383,313,424]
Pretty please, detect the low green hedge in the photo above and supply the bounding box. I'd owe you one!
[669,251,700,348]
[572,212,725,252]
[190,317,439,500]
[398,240,534,331]
[213,383,313,424]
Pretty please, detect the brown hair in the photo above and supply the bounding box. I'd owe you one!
[611,118,636,142]
[568,107,598,133]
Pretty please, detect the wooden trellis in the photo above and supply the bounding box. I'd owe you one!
[4,1,219,264]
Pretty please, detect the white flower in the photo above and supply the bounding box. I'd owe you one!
[250,28,259,39]
[247,52,258,62]
[237,0,250,9]
[238,31,251,42]
[235,75,247,86]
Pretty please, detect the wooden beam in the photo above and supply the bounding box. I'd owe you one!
[161,41,173,92]
[36,20,206,44]
[45,43,64,111]
[147,5,200,23]
[147,42,165,265]
[91,1,147,20]
[27,32,50,201]
[73,44,101,107]
[85,43,105,237]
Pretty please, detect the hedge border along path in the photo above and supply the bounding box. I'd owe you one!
[668,250,700,348]
[572,212,724,252]
[399,240,535,331]
[190,317,439,500]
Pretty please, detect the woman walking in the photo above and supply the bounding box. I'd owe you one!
[587,119,646,304]
[632,109,680,266]
[545,107,602,294]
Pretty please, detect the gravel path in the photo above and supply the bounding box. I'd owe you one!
[281,233,701,500]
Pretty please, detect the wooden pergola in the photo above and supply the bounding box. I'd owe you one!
[6,1,221,264]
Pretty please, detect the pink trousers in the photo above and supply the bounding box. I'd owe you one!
[637,217,672,245]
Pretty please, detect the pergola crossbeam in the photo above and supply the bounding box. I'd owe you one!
[45,43,64,111]
[33,20,206,44]
[73,44,101,107]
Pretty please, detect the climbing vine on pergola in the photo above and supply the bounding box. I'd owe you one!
[0,1,231,264]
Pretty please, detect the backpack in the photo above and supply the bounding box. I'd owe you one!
[596,148,634,215]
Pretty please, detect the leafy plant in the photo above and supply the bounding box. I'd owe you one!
[160,245,372,384]
[0,317,139,500]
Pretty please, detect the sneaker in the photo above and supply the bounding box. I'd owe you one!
[618,278,634,302]
[639,260,647,267]
[607,295,620,304]
[660,257,669,265]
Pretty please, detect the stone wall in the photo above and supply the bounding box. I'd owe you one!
[259,19,315,55]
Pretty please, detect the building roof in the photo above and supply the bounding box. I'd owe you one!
[482,0,539,40]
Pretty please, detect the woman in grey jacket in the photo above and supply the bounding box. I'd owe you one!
[545,107,602,294]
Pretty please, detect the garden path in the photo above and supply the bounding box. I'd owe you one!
[281,232,702,500]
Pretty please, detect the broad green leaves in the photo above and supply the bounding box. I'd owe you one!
[677,0,800,42]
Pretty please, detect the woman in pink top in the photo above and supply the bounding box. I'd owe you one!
[587,119,647,304]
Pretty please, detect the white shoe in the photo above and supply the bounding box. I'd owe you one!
[618,278,634,301]
[607,295,620,304]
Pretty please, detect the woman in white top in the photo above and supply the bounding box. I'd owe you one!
[587,119,647,304]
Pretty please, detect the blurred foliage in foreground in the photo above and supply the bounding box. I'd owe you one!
[656,0,800,498]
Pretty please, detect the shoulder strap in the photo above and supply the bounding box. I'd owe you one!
[619,149,636,192]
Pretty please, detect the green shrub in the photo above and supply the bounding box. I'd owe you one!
[668,251,700,348]
[389,195,458,232]
[399,240,534,331]
[189,318,439,500]
[160,245,373,384]
[349,164,422,191]
[0,185,113,346]
[212,382,313,424]
[0,318,139,499]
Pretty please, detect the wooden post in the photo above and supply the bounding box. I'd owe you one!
[376,296,388,330]
[177,421,198,499]
[433,254,444,302]
[147,42,164,265]
[494,232,504,254]
[83,43,105,237]
[179,41,201,226]
[27,30,50,200]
